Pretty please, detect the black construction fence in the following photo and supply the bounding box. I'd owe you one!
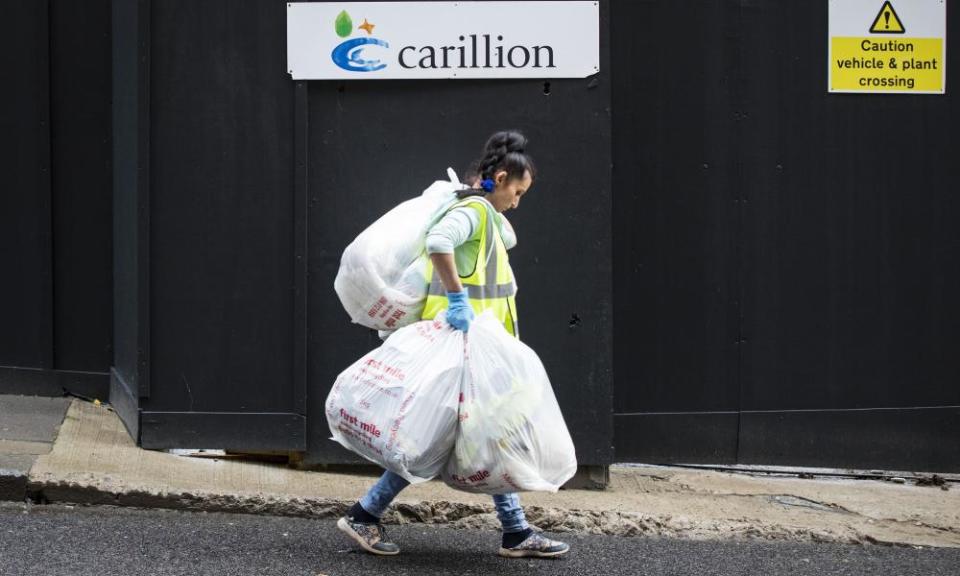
[1,0,957,473]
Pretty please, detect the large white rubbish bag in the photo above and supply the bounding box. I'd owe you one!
[442,311,578,494]
[325,314,464,483]
[334,169,463,331]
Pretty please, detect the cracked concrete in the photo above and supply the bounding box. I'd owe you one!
[13,399,960,548]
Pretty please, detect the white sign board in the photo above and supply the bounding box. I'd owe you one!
[828,0,946,94]
[287,1,600,80]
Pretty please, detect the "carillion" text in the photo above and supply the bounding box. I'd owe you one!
[398,34,556,70]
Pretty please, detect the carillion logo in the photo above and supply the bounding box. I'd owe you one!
[330,9,558,74]
[331,10,389,72]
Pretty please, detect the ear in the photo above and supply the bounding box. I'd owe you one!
[494,170,508,185]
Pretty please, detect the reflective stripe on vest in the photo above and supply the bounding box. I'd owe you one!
[421,196,519,337]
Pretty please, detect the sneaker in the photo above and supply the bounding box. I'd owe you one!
[336,516,400,556]
[498,532,570,558]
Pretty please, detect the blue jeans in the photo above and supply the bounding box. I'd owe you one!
[359,470,530,533]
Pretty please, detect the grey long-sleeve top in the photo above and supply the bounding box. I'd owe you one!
[425,202,517,276]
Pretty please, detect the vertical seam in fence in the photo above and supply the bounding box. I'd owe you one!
[293,81,309,420]
[39,0,55,370]
[138,0,152,398]
[730,0,746,464]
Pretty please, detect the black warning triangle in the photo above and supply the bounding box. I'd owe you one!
[869,1,906,34]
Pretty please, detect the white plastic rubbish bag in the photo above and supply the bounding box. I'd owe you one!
[442,311,578,494]
[325,314,464,483]
[334,169,463,331]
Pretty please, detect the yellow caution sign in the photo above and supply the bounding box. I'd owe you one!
[829,0,946,94]
[832,38,942,91]
[869,1,905,34]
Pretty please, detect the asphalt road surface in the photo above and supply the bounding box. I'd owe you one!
[1,501,958,576]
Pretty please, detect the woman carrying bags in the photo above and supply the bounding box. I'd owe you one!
[337,131,570,559]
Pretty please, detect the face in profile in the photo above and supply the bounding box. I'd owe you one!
[487,170,533,213]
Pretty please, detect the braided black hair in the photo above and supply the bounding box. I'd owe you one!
[473,130,536,184]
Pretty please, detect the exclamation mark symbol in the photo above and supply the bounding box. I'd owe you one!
[869,2,903,34]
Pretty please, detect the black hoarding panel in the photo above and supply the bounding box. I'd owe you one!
[611,0,741,461]
[614,413,739,464]
[146,0,297,415]
[740,0,960,414]
[613,1,959,470]
[141,411,305,451]
[2,0,113,396]
[737,2,960,465]
[112,0,149,416]
[739,408,960,473]
[304,6,614,466]
[0,0,52,369]
[52,0,114,373]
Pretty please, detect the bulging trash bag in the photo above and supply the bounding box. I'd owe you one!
[325,314,464,483]
[442,311,578,494]
[334,169,463,331]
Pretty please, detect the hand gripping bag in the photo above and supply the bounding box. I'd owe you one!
[334,169,463,331]
[325,314,465,483]
[442,311,578,494]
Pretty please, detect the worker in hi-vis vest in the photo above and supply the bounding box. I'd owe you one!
[337,131,570,559]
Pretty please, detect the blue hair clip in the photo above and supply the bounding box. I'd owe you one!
[480,178,495,192]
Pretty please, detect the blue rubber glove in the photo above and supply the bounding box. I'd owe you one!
[445,290,475,332]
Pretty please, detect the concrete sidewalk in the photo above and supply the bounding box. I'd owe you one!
[2,395,959,548]
[0,395,72,501]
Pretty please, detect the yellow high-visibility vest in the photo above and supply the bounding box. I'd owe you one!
[421,196,519,337]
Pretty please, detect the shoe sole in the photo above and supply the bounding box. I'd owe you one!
[336,517,400,556]
[498,546,570,558]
